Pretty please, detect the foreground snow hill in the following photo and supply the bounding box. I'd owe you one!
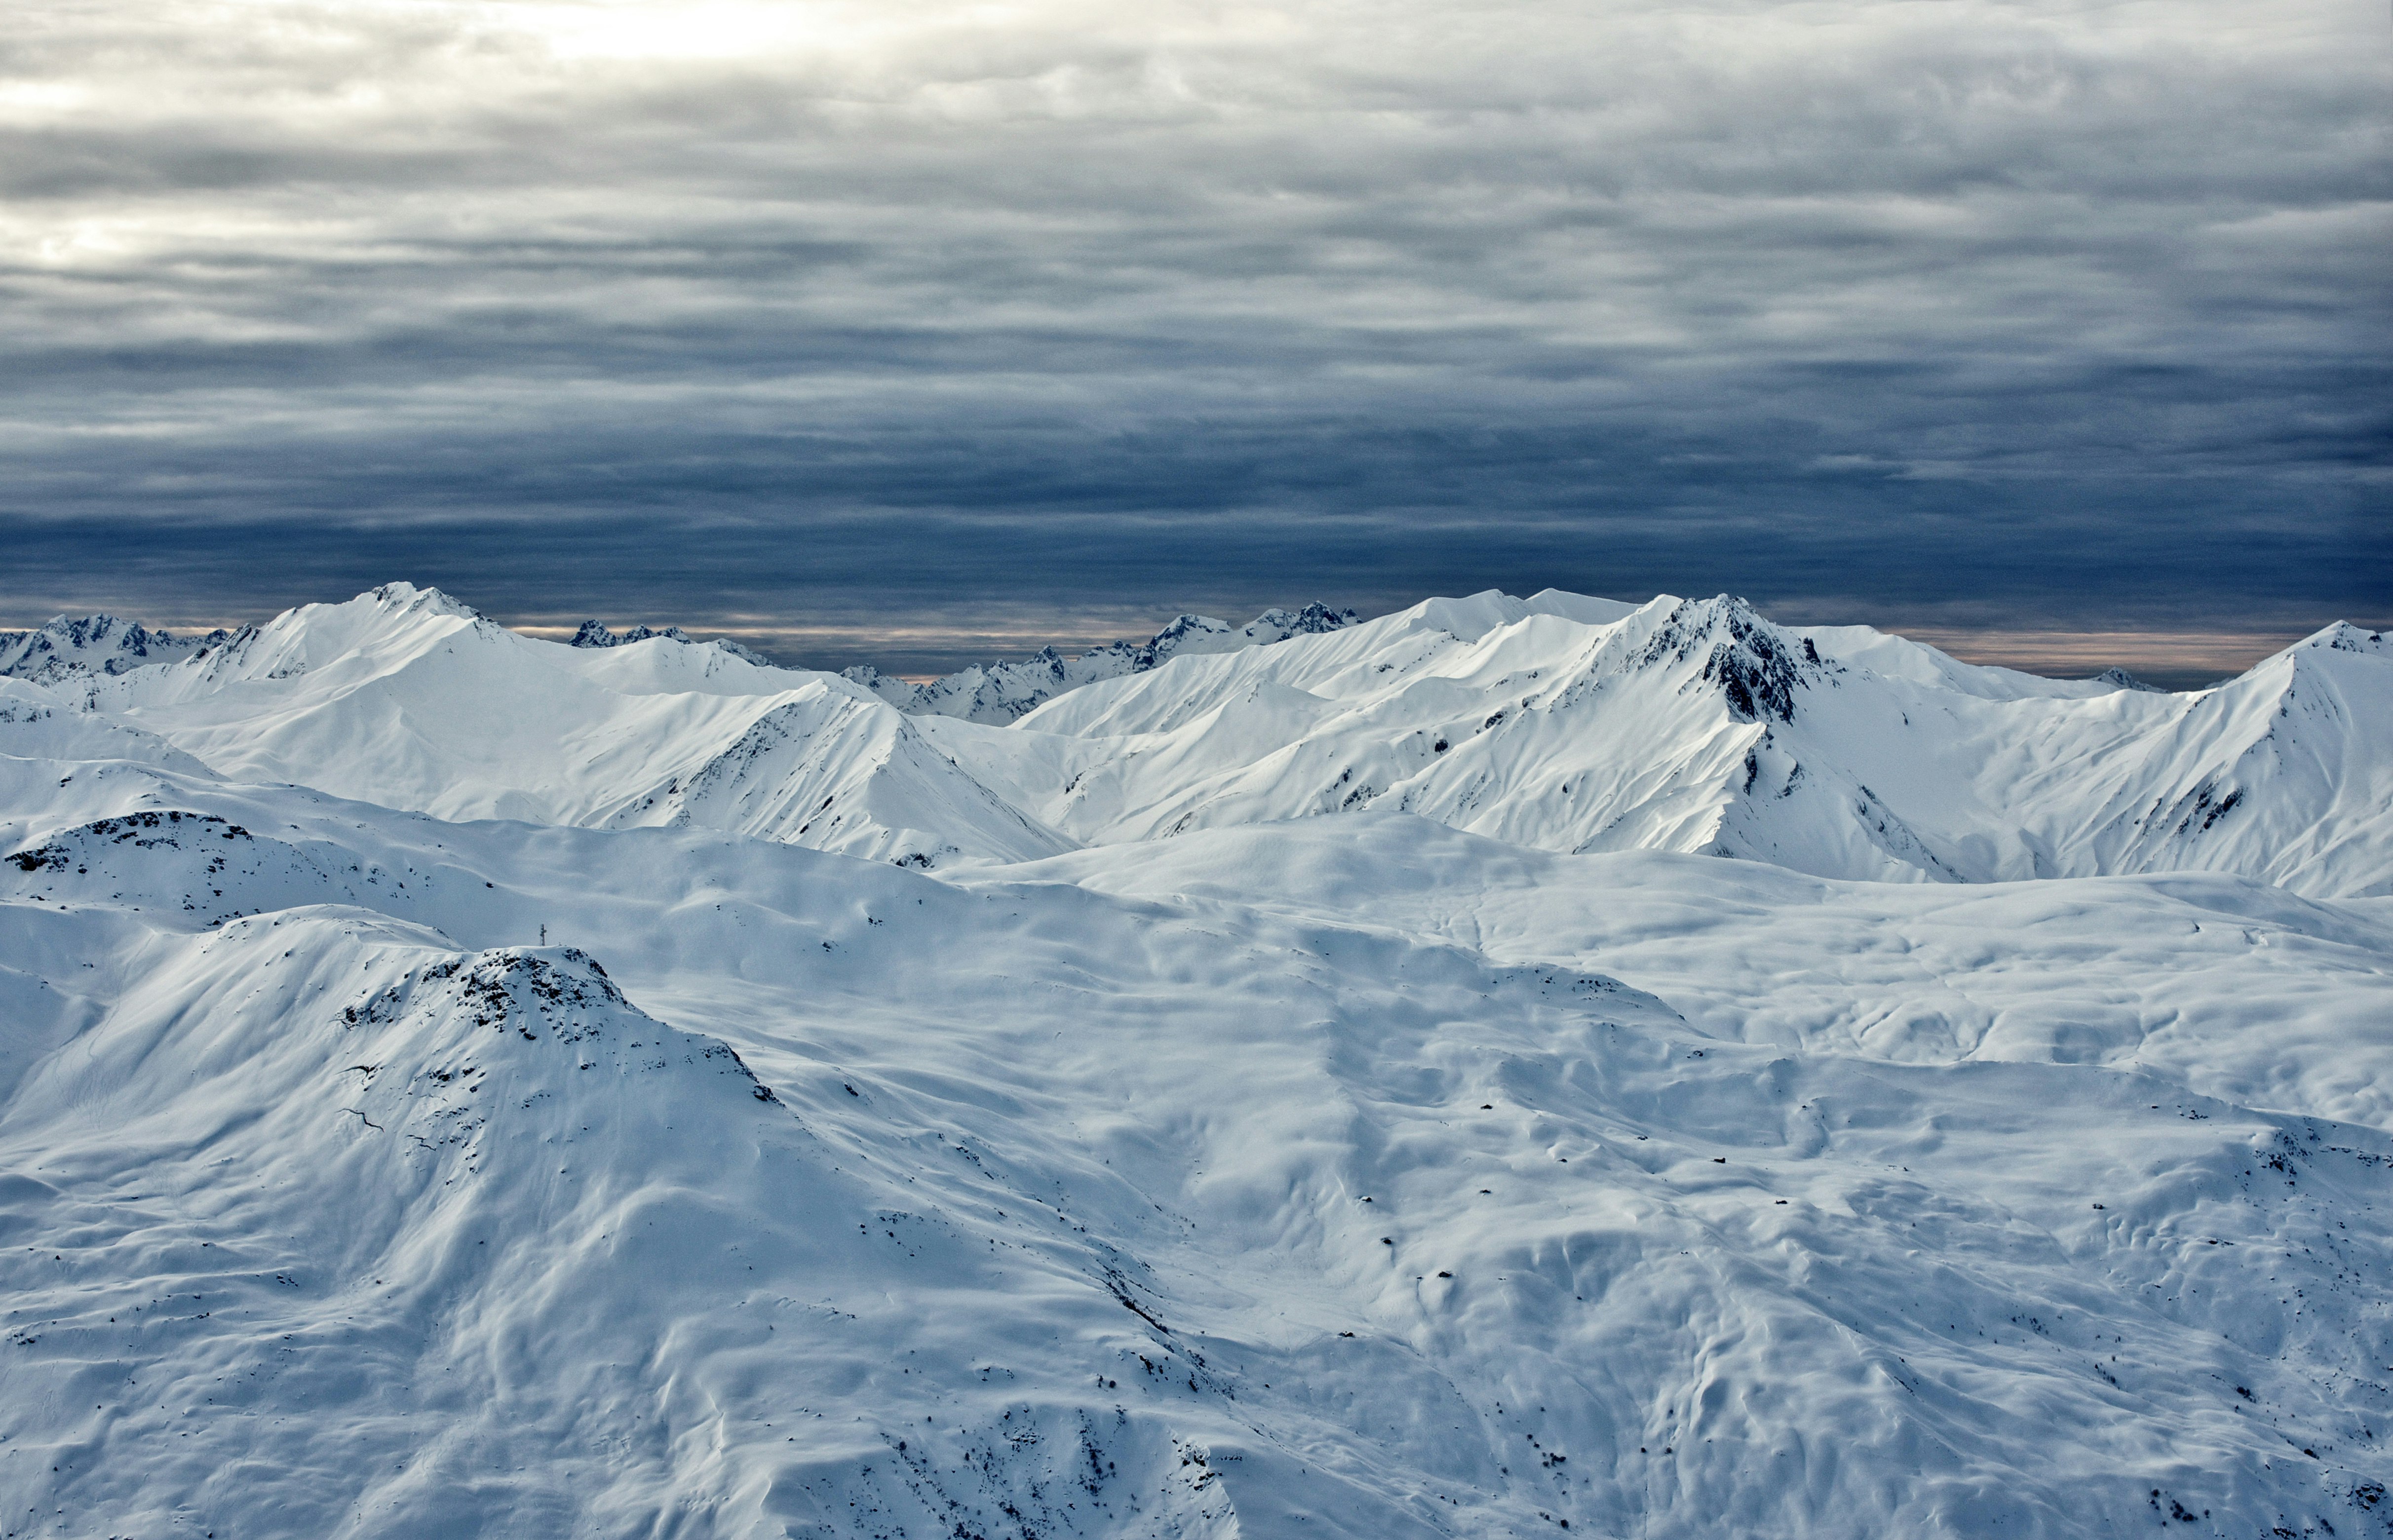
[2,580,2391,1537]
[4,770,2392,1538]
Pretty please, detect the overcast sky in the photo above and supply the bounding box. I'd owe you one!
[2,0,2385,679]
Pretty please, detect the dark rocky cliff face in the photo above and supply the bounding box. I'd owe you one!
[1634,596,1824,724]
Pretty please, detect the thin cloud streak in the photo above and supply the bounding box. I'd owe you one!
[1898,628,2326,691]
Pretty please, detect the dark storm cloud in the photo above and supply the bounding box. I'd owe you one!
[1,0,2385,672]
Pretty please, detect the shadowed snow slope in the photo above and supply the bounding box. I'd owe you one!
[3,584,2392,1538]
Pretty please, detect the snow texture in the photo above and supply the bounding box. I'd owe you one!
[1,581,2389,1539]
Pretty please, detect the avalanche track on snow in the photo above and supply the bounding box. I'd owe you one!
[1,581,2390,1539]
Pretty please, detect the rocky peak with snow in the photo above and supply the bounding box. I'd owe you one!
[366,580,487,620]
[0,614,236,684]
[2309,621,2388,657]
[1134,613,1238,664]
[574,618,695,648]
[2090,665,2166,693]
[1629,594,1829,724]
[1250,600,1356,640]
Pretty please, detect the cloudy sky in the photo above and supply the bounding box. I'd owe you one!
[3,0,2385,679]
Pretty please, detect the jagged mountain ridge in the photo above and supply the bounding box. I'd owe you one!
[571,616,775,667]
[843,601,1360,725]
[15,581,2389,897]
[0,613,235,684]
[992,591,2391,897]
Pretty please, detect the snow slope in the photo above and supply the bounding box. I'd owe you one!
[2,741,2391,1537]
[76,584,1067,868]
[3,581,2391,1537]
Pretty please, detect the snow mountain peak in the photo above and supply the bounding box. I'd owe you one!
[2307,619,2388,656]
[365,580,486,620]
[571,617,773,667]
[1628,593,1829,724]
[2091,665,2165,693]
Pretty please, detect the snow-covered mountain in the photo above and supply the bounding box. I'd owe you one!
[72,583,1067,868]
[844,601,1358,724]
[33,582,2393,897]
[0,613,234,683]
[4,580,2391,1538]
[982,590,2389,899]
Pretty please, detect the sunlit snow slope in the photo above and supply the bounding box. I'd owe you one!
[997,591,2393,898]
[3,581,2390,1539]
[77,584,1069,868]
[59,582,2391,897]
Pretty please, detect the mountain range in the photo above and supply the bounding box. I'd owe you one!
[2,581,2388,1539]
[35,581,2388,896]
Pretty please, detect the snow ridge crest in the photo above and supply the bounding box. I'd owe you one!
[571,618,773,667]
[855,600,1361,725]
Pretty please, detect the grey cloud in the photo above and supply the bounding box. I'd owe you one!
[0,0,2383,665]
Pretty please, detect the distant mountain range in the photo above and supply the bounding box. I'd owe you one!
[0,613,234,683]
[835,601,1360,724]
[23,581,2386,895]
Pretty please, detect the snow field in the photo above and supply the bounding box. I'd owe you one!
[0,583,2389,1537]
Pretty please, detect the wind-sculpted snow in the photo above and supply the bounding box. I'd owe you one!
[3,584,2393,1537]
